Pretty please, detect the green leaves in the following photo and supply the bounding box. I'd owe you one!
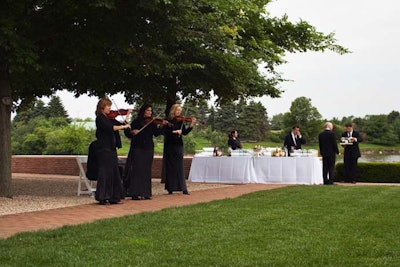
[3,0,349,107]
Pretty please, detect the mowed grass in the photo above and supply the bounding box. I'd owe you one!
[1,186,400,266]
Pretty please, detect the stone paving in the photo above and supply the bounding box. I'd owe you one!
[0,177,288,239]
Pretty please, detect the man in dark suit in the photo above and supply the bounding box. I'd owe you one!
[341,122,362,183]
[284,125,306,156]
[318,122,339,185]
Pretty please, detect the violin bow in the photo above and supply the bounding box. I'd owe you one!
[111,98,128,124]
[179,105,189,136]
[136,112,162,134]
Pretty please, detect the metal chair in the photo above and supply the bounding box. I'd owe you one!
[76,156,96,196]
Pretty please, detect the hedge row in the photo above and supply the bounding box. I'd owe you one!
[335,162,400,183]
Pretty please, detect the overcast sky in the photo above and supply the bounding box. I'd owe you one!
[52,0,400,120]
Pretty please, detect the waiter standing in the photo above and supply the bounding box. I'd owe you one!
[341,122,362,183]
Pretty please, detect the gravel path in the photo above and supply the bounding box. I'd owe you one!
[0,174,232,216]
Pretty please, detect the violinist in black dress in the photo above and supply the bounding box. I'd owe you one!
[164,104,196,195]
[124,104,167,200]
[94,97,131,205]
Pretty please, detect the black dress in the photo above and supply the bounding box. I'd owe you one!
[94,114,123,203]
[163,119,192,193]
[124,118,163,198]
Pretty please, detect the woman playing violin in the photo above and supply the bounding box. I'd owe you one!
[94,97,131,205]
[123,104,168,200]
[163,104,196,195]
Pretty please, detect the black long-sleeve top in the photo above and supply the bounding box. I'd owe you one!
[164,119,192,146]
[95,113,117,150]
[124,117,163,150]
[228,137,242,150]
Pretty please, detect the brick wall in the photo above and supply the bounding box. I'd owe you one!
[11,155,193,179]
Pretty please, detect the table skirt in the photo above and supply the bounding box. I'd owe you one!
[189,156,323,185]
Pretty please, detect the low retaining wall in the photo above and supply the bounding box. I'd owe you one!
[12,155,193,179]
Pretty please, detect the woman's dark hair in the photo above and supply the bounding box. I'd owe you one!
[136,103,152,120]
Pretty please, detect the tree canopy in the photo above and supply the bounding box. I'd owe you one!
[3,0,348,106]
[282,97,322,143]
[0,0,349,197]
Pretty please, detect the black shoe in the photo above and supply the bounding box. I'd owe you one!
[168,191,173,195]
[143,196,152,200]
[351,181,357,184]
[132,196,141,200]
[183,190,190,195]
[99,200,109,205]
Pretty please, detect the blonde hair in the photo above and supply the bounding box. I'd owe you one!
[95,97,112,116]
[324,122,333,130]
[168,104,181,120]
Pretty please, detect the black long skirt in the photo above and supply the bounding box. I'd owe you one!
[95,148,123,203]
[125,148,154,198]
[164,144,187,192]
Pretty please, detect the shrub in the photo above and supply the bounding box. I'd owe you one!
[335,162,400,183]
[183,135,197,154]
[45,125,93,155]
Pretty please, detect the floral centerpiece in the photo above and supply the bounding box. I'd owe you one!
[253,145,262,153]
[272,148,285,157]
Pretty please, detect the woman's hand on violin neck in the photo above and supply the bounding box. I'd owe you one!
[190,117,197,126]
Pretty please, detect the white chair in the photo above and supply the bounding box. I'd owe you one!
[76,156,96,196]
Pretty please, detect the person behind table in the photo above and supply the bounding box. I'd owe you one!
[228,130,243,150]
[123,104,167,200]
[318,122,339,185]
[164,104,196,195]
[283,125,306,156]
[341,122,362,183]
[94,96,131,204]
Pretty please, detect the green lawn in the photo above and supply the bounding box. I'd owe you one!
[1,186,399,266]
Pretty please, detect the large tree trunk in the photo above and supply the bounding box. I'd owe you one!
[0,61,12,197]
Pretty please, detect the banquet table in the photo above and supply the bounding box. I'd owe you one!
[188,156,323,185]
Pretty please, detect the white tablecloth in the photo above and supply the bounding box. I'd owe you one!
[188,156,253,183]
[189,156,323,185]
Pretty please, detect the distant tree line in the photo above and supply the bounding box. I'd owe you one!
[11,95,400,155]
[270,97,400,146]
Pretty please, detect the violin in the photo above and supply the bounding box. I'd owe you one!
[143,117,172,126]
[107,109,138,119]
[174,115,196,123]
